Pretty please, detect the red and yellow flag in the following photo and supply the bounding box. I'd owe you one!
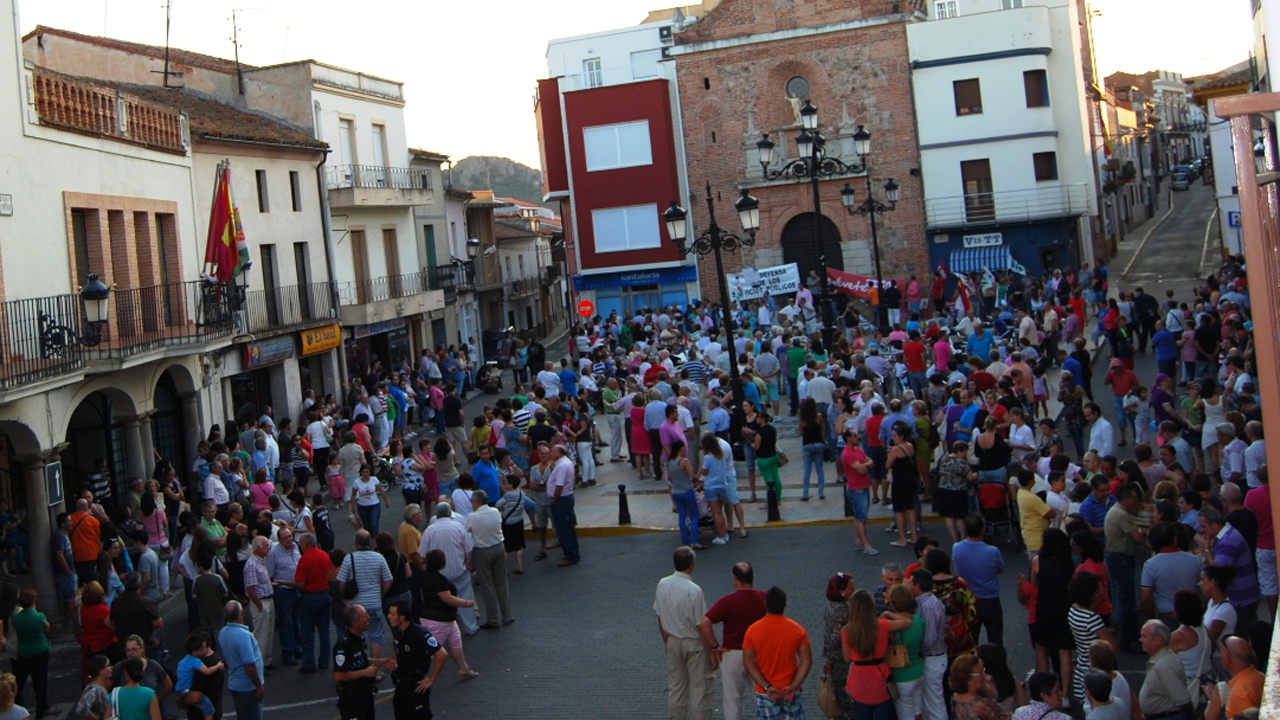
[203,161,249,283]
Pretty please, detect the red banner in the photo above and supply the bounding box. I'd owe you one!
[826,268,897,300]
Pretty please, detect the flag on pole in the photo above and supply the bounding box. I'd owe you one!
[203,161,250,283]
[1008,257,1027,276]
[957,274,972,316]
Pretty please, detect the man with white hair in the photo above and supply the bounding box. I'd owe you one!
[418,505,477,634]
[536,362,560,397]
[244,536,276,670]
[1138,620,1191,718]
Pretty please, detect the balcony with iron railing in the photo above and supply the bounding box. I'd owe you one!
[30,67,187,155]
[335,268,446,327]
[0,279,237,394]
[324,164,433,208]
[244,281,338,335]
[924,183,1089,229]
[505,276,540,300]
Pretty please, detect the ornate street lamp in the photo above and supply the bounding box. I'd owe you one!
[40,272,112,357]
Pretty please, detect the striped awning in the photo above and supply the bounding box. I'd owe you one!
[949,246,1011,274]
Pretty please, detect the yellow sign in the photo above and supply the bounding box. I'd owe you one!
[300,324,341,356]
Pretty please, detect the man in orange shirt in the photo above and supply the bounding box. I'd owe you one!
[743,587,812,720]
[67,498,100,585]
[1203,635,1264,719]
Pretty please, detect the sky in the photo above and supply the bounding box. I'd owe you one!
[18,0,1255,169]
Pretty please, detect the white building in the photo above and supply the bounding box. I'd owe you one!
[907,0,1098,275]
[1190,63,1253,256]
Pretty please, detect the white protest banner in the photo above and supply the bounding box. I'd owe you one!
[727,263,801,301]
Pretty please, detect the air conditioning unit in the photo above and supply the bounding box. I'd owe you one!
[659,26,672,42]
[661,47,672,59]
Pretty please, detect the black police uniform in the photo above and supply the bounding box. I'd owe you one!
[333,630,376,720]
[390,623,444,719]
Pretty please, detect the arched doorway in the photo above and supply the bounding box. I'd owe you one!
[65,392,127,507]
[781,212,844,283]
[152,371,186,475]
[0,431,26,514]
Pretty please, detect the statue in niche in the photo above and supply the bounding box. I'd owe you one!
[787,91,803,127]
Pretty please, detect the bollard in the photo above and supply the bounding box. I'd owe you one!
[618,484,632,525]
[767,483,781,522]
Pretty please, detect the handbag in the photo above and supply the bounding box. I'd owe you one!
[817,674,841,719]
[1185,627,1211,708]
[342,553,359,600]
[777,451,790,468]
[886,631,910,669]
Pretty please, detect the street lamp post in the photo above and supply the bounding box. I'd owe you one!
[757,106,898,344]
[841,172,899,329]
[663,184,760,435]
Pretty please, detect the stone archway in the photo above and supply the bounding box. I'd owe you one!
[781,212,843,283]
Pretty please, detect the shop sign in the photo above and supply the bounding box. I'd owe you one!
[243,335,295,369]
[962,232,1003,248]
[726,263,801,301]
[300,324,341,356]
[572,265,698,291]
[353,317,406,340]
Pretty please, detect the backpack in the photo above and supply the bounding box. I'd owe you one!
[935,578,978,657]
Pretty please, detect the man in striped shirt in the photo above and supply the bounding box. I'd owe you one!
[682,352,707,389]
[908,569,948,720]
[655,547,713,720]
[511,399,534,434]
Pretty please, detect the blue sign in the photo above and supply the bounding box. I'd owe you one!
[1228,211,1241,228]
[573,265,698,292]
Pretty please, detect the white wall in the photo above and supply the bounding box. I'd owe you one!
[908,0,1096,212]
[1207,97,1244,255]
[314,86,408,171]
[546,21,670,86]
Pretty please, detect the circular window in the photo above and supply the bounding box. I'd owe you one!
[785,76,810,100]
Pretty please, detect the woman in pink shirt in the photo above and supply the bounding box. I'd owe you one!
[905,275,922,315]
[933,331,953,373]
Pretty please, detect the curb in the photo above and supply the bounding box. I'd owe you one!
[566,513,943,537]
[1121,193,1177,279]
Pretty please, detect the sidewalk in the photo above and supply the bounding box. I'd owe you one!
[443,331,1082,536]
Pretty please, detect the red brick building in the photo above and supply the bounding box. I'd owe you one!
[673,0,928,302]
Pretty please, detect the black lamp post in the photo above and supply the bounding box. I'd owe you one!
[40,272,112,357]
[841,169,900,329]
[663,184,760,438]
[757,104,897,346]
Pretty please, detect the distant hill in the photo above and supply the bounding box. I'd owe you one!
[448,156,545,206]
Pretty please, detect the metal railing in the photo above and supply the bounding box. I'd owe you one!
[0,294,88,388]
[93,280,237,359]
[431,264,456,302]
[244,281,337,334]
[505,276,539,299]
[924,183,1089,229]
[564,62,661,91]
[324,164,431,191]
[31,67,186,154]
[336,269,438,306]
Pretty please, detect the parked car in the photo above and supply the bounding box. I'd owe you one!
[1173,164,1196,181]
[1171,171,1190,191]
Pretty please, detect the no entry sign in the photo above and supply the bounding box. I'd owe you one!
[578,299,595,317]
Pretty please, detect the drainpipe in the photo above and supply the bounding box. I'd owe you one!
[316,151,349,392]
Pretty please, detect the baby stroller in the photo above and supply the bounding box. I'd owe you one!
[976,482,1022,551]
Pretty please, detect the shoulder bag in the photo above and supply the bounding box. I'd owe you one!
[886,630,910,669]
[817,674,840,719]
[342,553,359,600]
[1185,626,1210,709]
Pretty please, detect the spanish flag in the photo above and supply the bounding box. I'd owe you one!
[203,160,249,283]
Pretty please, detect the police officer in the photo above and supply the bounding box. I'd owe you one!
[386,601,445,719]
[333,604,380,720]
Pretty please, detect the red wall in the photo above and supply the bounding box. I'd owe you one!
[535,78,568,196]
[561,79,684,272]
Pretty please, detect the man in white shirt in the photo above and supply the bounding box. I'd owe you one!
[1219,423,1248,485]
[536,362,561,397]
[1245,421,1266,488]
[419,504,478,634]
[1085,402,1116,458]
[464,491,512,628]
[758,303,773,330]
[1007,408,1035,462]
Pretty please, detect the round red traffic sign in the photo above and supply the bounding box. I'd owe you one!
[577,300,595,317]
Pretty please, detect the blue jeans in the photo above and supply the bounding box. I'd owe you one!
[1112,395,1131,438]
[438,479,457,499]
[230,690,262,720]
[296,592,331,671]
[1105,552,1138,646]
[802,443,826,499]
[550,495,580,563]
[1157,358,1177,379]
[846,487,869,522]
[357,504,381,534]
[178,691,214,719]
[907,371,928,399]
[672,490,698,546]
[273,586,300,661]
[853,699,893,720]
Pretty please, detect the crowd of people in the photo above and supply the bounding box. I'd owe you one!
[0,253,1267,720]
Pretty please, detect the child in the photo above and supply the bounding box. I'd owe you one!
[311,493,335,551]
[1121,388,1141,445]
[175,632,224,720]
[1132,386,1151,446]
[326,452,346,509]
[290,434,313,491]
[1016,571,1043,670]
[1032,365,1051,419]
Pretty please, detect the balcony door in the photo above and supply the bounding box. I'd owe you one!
[339,119,356,185]
[383,229,401,297]
[961,159,995,223]
[350,230,371,303]
[372,125,387,187]
[261,244,280,326]
[295,242,312,320]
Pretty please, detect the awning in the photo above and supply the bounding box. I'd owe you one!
[949,246,1011,274]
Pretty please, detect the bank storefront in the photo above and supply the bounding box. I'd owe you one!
[572,265,699,322]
